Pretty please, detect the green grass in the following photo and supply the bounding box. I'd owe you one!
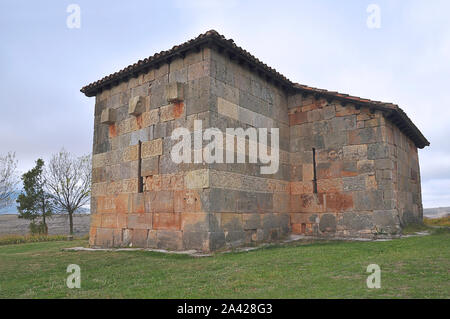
[0,229,448,299]
[0,234,88,246]
[401,223,430,235]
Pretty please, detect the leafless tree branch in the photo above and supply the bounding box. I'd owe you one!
[0,152,18,209]
[45,148,91,234]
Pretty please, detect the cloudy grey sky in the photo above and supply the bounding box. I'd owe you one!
[0,0,449,208]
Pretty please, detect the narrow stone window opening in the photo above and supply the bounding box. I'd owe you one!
[312,148,318,194]
[138,140,143,193]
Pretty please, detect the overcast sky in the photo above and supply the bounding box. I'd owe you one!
[0,0,449,208]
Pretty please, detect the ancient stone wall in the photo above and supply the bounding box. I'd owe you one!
[90,48,214,251]
[288,94,402,238]
[385,120,423,225]
[89,43,423,251]
[205,49,291,249]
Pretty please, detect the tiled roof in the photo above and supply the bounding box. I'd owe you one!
[81,30,429,148]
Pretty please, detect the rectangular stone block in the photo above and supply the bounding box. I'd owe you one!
[291,181,314,194]
[129,193,145,214]
[317,178,343,193]
[92,182,107,197]
[142,109,159,127]
[289,111,308,126]
[92,153,106,169]
[114,193,130,213]
[122,178,138,193]
[153,212,181,230]
[128,96,147,116]
[141,156,159,176]
[128,213,152,230]
[325,192,354,212]
[165,82,184,103]
[181,213,210,232]
[317,162,342,179]
[188,61,210,81]
[209,188,237,213]
[242,213,261,230]
[357,160,375,173]
[131,229,148,247]
[375,158,394,170]
[174,190,204,213]
[156,230,183,250]
[101,213,117,228]
[123,145,139,162]
[353,191,385,211]
[185,169,209,189]
[343,175,366,191]
[160,104,175,122]
[183,231,209,251]
[130,127,150,145]
[142,139,163,158]
[145,190,174,213]
[217,97,238,120]
[343,145,367,161]
[144,175,162,191]
[95,228,114,247]
[368,143,389,159]
[161,173,184,191]
[342,161,358,177]
[348,127,380,145]
[100,108,116,124]
[291,193,324,213]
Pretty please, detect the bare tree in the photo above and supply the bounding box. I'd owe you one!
[45,149,91,235]
[0,152,18,209]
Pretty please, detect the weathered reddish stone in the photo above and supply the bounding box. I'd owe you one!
[153,212,181,230]
[291,194,324,213]
[291,223,303,234]
[317,162,343,179]
[129,193,145,214]
[95,228,114,247]
[101,213,117,228]
[181,213,209,232]
[89,227,97,246]
[290,181,314,194]
[109,124,117,138]
[145,191,174,213]
[97,196,115,213]
[114,193,129,214]
[325,193,354,212]
[174,190,203,213]
[289,111,308,126]
[128,213,152,229]
[131,229,148,247]
[90,213,102,227]
[336,104,359,117]
[173,102,184,118]
[317,178,343,193]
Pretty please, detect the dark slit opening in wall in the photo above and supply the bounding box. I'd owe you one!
[312,148,318,194]
[138,140,143,193]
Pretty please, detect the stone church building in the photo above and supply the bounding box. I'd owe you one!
[81,30,429,251]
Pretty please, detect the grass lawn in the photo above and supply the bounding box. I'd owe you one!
[0,229,448,299]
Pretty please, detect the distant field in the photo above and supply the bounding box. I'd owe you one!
[424,216,450,227]
[0,214,90,236]
[424,207,450,219]
[0,228,448,299]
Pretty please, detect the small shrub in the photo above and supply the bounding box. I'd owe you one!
[424,216,450,227]
[29,221,48,235]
